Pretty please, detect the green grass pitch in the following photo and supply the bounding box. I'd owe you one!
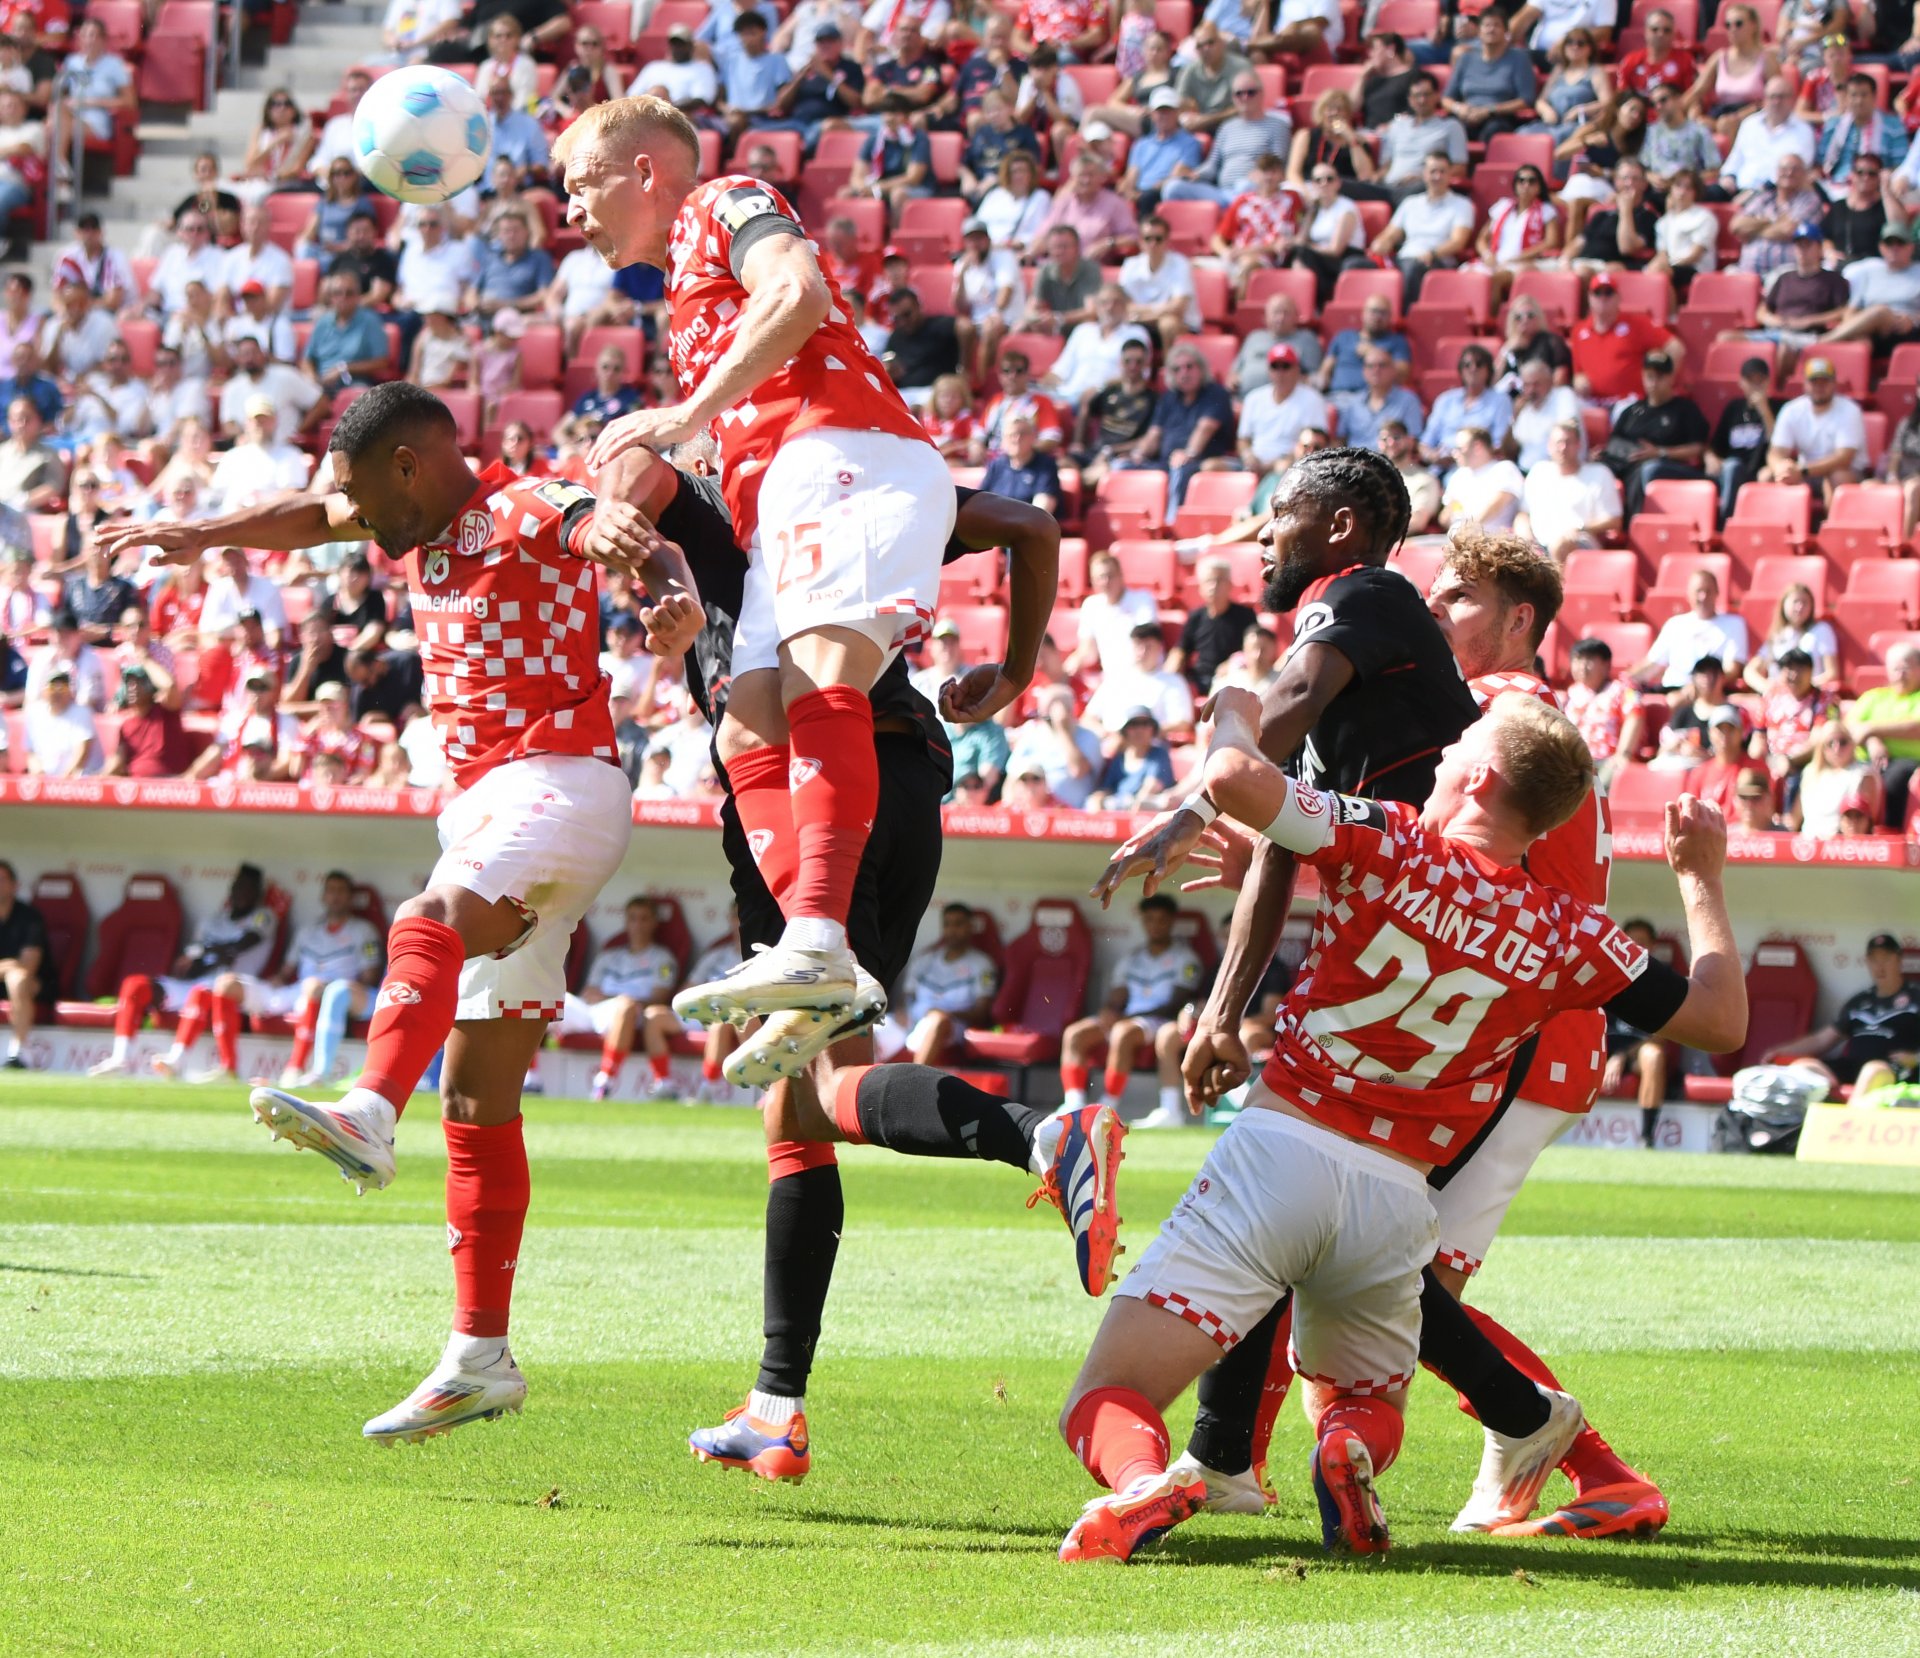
[6,1077,1920,1657]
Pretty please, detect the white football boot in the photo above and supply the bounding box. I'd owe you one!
[673,940,858,1028]
[86,1053,129,1077]
[364,1340,527,1445]
[724,967,887,1090]
[1166,1450,1274,1516]
[1450,1386,1586,1532]
[250,1086,398,1194]
[1132,1100,1196,1130]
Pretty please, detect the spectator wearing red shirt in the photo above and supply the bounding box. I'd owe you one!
[1013,0,1110,63]
[102,663,200,778]
[1571,273,1679,402]
[1690,706,1773,813]
[817,214,882,309]
[1616,11,1695,97]
[971,349,1068,459]
[1758,645,1830,810]
[1561,634,1645,783]
[297,682,378,782]
[920,373,978,460]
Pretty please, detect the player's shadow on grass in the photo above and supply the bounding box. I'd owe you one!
[0,1260,154,1279]
[731,1507,1066,1543]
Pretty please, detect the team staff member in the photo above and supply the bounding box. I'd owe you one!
[0,859,49,1070]
[1761,931,1919,1098]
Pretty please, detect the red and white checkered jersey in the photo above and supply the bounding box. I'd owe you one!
[1016,0,1107,44]
[1258,792,1649,1164]
[1561,674,1634,761]
[665,176,932,544]
[1761,684,1832,765]
[405,462,620,790]
[1472,670,1612,1113]
[299,720,378,781]
[288,915,381,983]
[1218,188,1303,250]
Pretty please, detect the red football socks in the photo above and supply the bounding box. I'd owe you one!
[358,915,466,1116]
[647,1052,670,1082]
[173,985,210,1053]
[1465,1306,1638,1494]
[786,686,877,925]
[288,993,318,1074]
[829,1064,875,1143]
[115,975,153,1039]
[1102,1068,1129,1103]
[766,1137,839,1181]
[1314,1395,1404,1476]
[210,991,240,1074]
[444,1115,529,1339]
[1064,1386,1171,1491]
[1061,1063,1090,1093]
[701,1057,722,1083]
[728,743,799,914]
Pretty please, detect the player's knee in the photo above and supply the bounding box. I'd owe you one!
[396,889,457,928]
[213,973,241,999]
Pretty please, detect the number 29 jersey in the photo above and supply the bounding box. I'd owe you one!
[665,175,933,545]
[1259,791,1653,1165]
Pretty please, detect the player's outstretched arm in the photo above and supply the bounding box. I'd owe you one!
[1649,795,1748,1054]
[588,233,830,470]
[941,491,1061,726]
[94,491,362,566]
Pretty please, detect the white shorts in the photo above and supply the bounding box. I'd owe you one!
[1430,1097,1573,1279]
[732,428,956,677]
[428,753,636,1022]
[153,972,220,1011]
[554,992,629,1038]
[1111,1013,1169,1041]
[228,978,309,1019]
[1116,1085,1438,1395]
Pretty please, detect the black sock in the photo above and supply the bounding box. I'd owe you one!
[1417,1267,1550,1437]
[1641,1105,1660,1148]
[853,1063,1047,1172]
[1186,1295,1290,1474]
[754,1163,843,1398]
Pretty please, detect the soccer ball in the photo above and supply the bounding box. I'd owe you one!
[352,66,491,206]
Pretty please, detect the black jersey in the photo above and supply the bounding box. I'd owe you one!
[1282,562,1480,802]
[1835,981,1920,1065]
[653,468,966,786]
[0,897,49,986]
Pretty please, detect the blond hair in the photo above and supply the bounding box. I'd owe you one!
[549,95,699,174]
[1442,526,1564,649]
[1486,690,1593,837]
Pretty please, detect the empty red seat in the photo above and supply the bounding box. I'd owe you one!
[1086,471,1168,548]
[1173,470,1258,538]
[1108,538,1182,603]
[960,898,1095,1087]
[1606,763,1691,827]
[1687,270,1762,326]
[1510,268,1583,327]
[1562,549,1639,612]
[58,875,184,1026]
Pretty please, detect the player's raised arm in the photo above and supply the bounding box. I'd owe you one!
[941,491,1061,726]
[94,490,364,566]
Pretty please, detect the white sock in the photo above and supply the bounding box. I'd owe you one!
[339,1087,397,1138]
[783,917,847,955]
[163,1041,185,1065]
[1063,1085,1087,1111]
[110,1033,130,1062]
[444,1331,510,1370]
[747,1388,802,1425]
[1159,1085,1183,1115]
[4,1034,19,1059]
[1029,1112,1065,1176]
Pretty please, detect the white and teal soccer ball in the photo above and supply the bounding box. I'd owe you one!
[352,66,491,205]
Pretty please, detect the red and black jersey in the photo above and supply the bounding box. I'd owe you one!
[1283,564,1480,804]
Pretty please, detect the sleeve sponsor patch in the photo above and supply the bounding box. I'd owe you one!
[534,479,595,513]
[715,185,791,236]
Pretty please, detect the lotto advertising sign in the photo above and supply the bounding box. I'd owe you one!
[1797,1104,1920,1167]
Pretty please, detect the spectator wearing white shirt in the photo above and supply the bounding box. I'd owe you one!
[598,613,652,702]
[218,334,322,440]
[1371,152,1476,304]
[1082,622,1196,736]
[1440,426,1525,530]
[1508,0,1614,56]
[1629,566,1750,688]
[217,203,294,315]
[1517,419,1624,561]
[72,338,151,441]
[635,25,721,108]
[143,343,212,454]
[25,663,101,776]
[392,205,474,324]
[36,278,118,380]
[951,218,1024,383]
[1718,78,1816,195]
[27,613,107,710]
[1043,283,1154,409]
[1116,213,1199,347]
[51,213,134,312]
[1762,355,1864,502]
[308,70,372,176]
[1259,0,1342,57]
[200,545,289,645]
[1506,357,1584,471]
[1068,550,1159,676]
[1820,222,1920,350]
[548,244,622,356]
[373,0,460,64]
[226,282,297,362]
[1237,343,1329,471]
[148,211,226,317]
[207,401,315,513]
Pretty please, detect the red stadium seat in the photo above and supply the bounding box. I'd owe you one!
[1609,269,1674,326]
[1835,562,1920,667]
[1731,937,1820,1073]
[1331,266,1404,321]
[959,898,1095,1086]
[1109,539,1182,603]
[1055,537,1090,603]
[1000,331,1065,378]
[1874,342,1920,422]
[1818,482,1904,567]
[1687,270,1762,326]
[1173,470,1258,538]
[893,197,967,263]
[1388,538,1444,598]
[1062,64,1119,105]
[517,323,563,391]
[1192,263,1231,326]
[59,875,184,1025]
[1086,471,1168,548]
[1562,549,1639,613]
[1156,199,1218,256]
[1410,267,1494,327]
[1721,483,1812,568]
[1784,341,1871,398]
[944,603,1010,660]
[573,0,636,46]
[1581,620,1654,665]
[1742,554,1833,643]
[1606,762,1691,828]
[1509,268,1583,327]
[1235,265,1319,331]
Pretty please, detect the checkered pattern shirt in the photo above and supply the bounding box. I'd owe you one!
[666,176,931,545]
[1471,670,1612,1114]
[406,462,620,789]
[1259,792,1648,1164]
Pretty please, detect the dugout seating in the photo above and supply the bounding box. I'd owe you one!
[0,872,91,1029]
[957,898,1095,1094]
[56,874,184,1027]
[553,896,695,1055]
[1676,937,1824,1104]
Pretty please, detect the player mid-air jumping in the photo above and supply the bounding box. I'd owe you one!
[96,384,684,1444]
[557,95,956,1072]
[1059,690,1745,1562]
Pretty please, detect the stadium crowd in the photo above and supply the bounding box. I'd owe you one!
[2,0,1920,834]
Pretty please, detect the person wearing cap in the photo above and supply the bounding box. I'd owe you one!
[103,659,197,780]
[909,616,966,707]
[1761,353,1864,500]
[634,22,720,109]
[1420,343,1512,462]
[1086,707,1177,814]
[1688,703,1773,815]
[1570,273,1681,403]
[1740,218,1849,371]
[1820,221,1920,348]
[1706,353,1780,520]
[295,681,380,784]
[207,399,315,514]
[1517,418,1622,560]
[1236,341,1329,474]
[951,216,1025,380]
[1119,87,1204,212]
[1846,640,1920,830]
[1728,152,1823,281]
[1718,76,1816,196]
[1600,348,1710,515]
[1753,645,1829,805]
[1761,933,1920,1097]
[758,20,865,153]
[1162,69,1292,213]
[227,278,297,364]
[24,659,101,776]
[1371,150,1474,304]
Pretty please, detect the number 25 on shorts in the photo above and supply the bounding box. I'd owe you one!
[773,522,824,596]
